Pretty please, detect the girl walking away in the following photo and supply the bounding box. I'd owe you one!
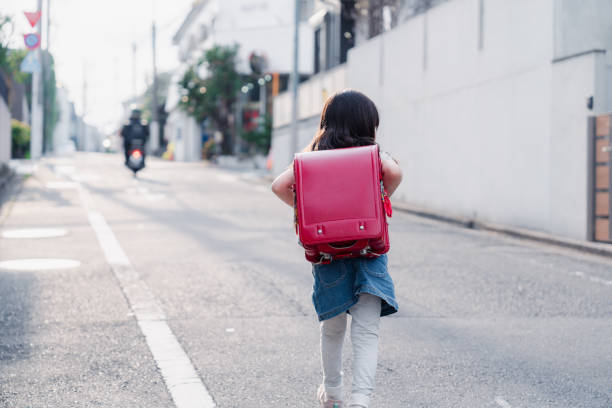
[271,90,402,407]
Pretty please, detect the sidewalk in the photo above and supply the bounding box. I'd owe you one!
[0,162,13,193]
[392,202,612,259]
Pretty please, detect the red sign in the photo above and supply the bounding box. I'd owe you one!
[24,11,41,28]
[23,33,41,50]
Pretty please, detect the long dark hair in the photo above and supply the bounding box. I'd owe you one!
[307,90,379,151]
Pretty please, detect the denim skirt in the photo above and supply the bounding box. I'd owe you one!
[312,254,398,321]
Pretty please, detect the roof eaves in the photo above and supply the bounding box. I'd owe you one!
[172,0,207,45]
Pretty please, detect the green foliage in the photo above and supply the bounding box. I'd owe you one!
[11,119,30,158]
[7,49,30,84]
[178,45,243,154]
[239,114,272,154]
[43,52,58,151]
[0,14,13,72]
[0,13,57,151]
[178,44,242,123]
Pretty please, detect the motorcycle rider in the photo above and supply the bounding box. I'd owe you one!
[120,109,149,165]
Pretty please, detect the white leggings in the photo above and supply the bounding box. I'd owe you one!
[320,293,382,407]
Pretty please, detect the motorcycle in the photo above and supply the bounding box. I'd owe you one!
[126,139,146,176]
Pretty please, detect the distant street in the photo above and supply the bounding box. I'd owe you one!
[1,153,611,408]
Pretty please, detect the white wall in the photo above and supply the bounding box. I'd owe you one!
[179,0,313,74]
[271,116,320,175]
[271,64,347,173]
[273,64,347,128]
[554,0,612,64]
[271,0,611,240]
[165,109,202,162]
[352,0,556,232]
[0,97,10,164]
[549,52,603,239]
[53,87,76,155]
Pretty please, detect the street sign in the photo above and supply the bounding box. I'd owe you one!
[23,33,41,50]
[24,11,42,28]
[20,51,41,73]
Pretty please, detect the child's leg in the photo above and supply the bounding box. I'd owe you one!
[320,312,348,400]
[348,293,382,407]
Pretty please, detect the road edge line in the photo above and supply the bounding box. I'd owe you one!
[82,188,215,408]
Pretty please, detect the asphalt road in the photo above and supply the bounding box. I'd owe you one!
[0,153,611,408]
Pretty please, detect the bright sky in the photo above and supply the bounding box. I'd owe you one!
[3,0,195,133]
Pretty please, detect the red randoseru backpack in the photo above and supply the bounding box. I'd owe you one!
[293,144,393,264]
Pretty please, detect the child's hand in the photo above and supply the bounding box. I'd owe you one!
[381,152,402,196]
[271,167,295,207]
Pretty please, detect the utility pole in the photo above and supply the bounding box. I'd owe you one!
[42,0,51,153]
[289,0,300,163]
[150,21,160,154]
[30,0,44,160]
[46,0,50,48]
[81,61,87,151]
[131,42,137,99]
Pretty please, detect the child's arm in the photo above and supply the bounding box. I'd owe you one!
[271,167,295,206]
[381,152,403,196]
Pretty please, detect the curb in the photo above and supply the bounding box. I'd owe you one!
[392,202,612,258]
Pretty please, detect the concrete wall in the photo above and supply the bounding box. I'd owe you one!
[165,109,202,162]
[270,0,612,240]
[554,0,612,65]
[53,86,76,155]
[549,51,604,239]
[0,70,10,163]
[348,0,557,233]
[271,64,346,173]
[0,98,10,165]
[271,116,320,174]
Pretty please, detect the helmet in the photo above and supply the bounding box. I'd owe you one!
[130,109,142,120]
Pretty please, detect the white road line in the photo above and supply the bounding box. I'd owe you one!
[495,396,512,408]
[1,228,67,238]
[0,258,81,271]
[46,181,80,189]
[81,186,215,408]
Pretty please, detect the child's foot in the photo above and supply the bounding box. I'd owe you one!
[317,384,343,408]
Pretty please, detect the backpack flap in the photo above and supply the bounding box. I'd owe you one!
[294,145,385,246]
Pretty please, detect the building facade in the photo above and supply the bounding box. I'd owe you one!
[165,0,315,161]
[0,70,10,167]
[271,0,612,242]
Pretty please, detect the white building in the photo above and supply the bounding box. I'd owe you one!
[271,0,612,242]
[52,86,77,155]
[0,71,10,168]
[165,0,315,161]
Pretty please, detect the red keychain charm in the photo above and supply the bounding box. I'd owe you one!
[383,190,393,217]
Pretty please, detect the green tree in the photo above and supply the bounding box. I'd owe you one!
[178,44,242,155]
[0,14,13,71]
[42,51,58,152]
[1,13,58,153]
[11,119,30,158]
